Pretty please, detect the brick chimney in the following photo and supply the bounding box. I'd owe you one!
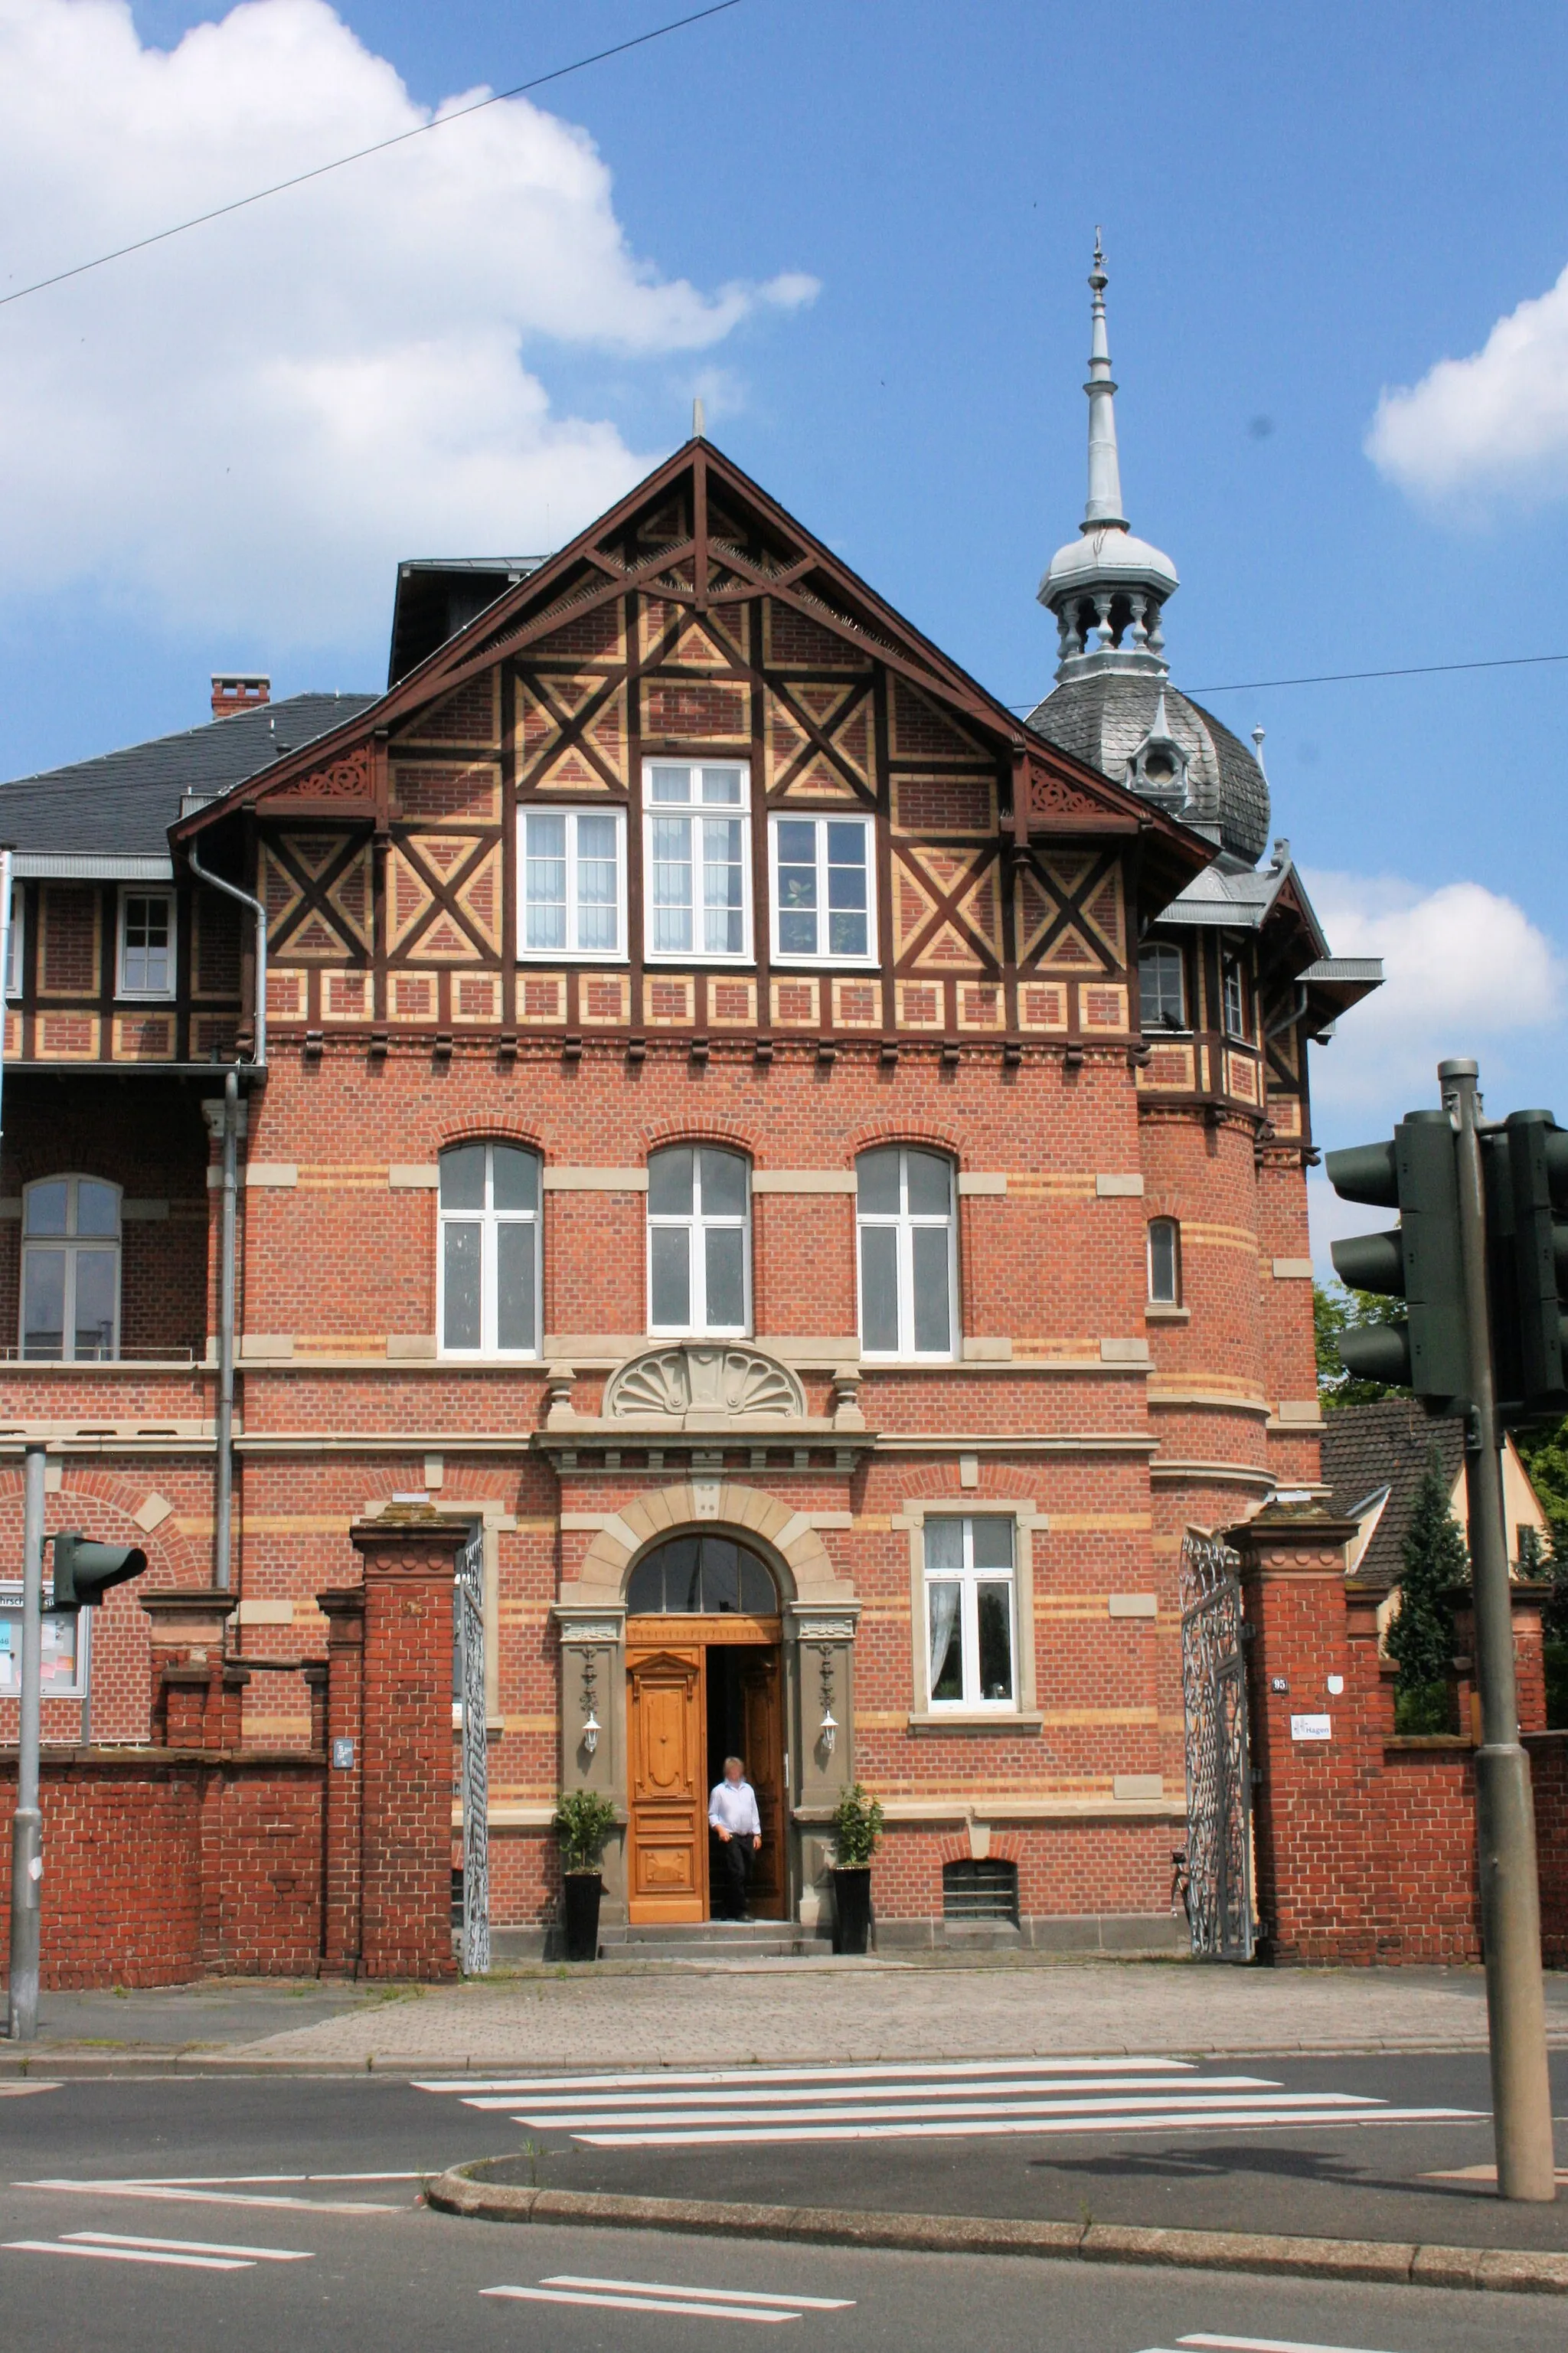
[211,673,270,721]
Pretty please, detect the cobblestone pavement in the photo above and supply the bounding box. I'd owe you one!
[212,1956,1568,2068]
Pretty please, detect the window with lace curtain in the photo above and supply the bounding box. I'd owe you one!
[924,1517,1016,1711]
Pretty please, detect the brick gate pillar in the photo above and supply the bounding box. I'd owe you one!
[315,1587,366,1976]
[348,1505,469,1981]
[140,1590,240,1747]
[1227,1498,1364,1963]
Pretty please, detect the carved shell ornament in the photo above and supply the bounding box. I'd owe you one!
[606,1342,805,1422]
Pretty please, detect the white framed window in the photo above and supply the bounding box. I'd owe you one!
[4,881,22,1000]
[118,890,175,999]
[21,1176,121,1361]
[1148,1216,1181,1306]
[518,806,626,959]
[856,1146,957,1360]
[924,1517,1016,1710]
[643,762,750,961]
[1221,952,1249,1040]
[0,1584,88,1698]
[769,814,875,963]
[1138,942,1185,1031]
[438,1142,541,1358]
[648,1145,750,1335]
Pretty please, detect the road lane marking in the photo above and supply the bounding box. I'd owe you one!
[3,2240,253,2270]
[544,2273,854,2310]
[17,2178,399,2213]
[113,2172,423,2186]
[483,2285,795,2322]
[65,2231,314,2260]
[417,2057,1197,2095]
[503,2090,1371,2130]
[1424,2161,1568,2185]
[0,2083,60,2096]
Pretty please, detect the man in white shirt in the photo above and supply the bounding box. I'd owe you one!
[708,1754,762,1920]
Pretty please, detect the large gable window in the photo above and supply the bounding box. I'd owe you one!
[648,1145,750,1336]
[21,1177,120,1361]
[643,763,750,961]
[518,808,626,959]
[438,1143,541,1358]
[769,815,874,963]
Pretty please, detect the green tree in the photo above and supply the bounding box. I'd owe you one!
[1315,1280,1408,1410]
[1387,1443,1468,1730]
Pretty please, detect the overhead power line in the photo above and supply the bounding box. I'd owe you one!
[0,1,743,313]
[1004,647,1568,711]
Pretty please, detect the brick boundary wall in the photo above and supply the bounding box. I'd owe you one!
[1231,1498,1567,1969]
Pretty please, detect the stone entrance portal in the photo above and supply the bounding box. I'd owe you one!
[624,1534,786,1923]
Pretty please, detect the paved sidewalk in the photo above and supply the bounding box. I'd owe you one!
[10,1956,1568,2069]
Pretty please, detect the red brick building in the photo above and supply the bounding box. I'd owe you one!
[0,255,1378,1957]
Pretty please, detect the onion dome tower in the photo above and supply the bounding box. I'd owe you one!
[1028,235,1270,868]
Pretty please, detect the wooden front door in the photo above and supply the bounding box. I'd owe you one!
[740,1646,786,1919]
[626,1645,706,1923]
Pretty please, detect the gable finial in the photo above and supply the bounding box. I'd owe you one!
[1083,228,1127,533]
[692,394,706,441]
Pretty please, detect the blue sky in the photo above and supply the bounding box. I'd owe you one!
[2,0,1565,1246]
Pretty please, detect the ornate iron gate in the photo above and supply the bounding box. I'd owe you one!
[1179,1529,1254,1962]
[456,1525,490,1975]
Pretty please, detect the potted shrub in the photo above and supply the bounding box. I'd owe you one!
[553,1789,616,1962]
[829,1783,884,1955]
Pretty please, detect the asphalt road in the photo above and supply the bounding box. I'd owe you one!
[1,2064,1564,2351]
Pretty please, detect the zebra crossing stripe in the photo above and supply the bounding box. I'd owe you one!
[1179,2337,1402,2353]
[416,2056,1197,2096]
[459,2073,1273,2114]
[3,2240,253,2271]
[568,2104,1478,2149]
[483,2285,795,2323]
[64,2233,314,2261]
[543,2275,854,2310]
[17,2178,400,2214]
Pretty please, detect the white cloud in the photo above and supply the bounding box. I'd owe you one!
[0,0,819,645]
[1367,263,1568,505]
[1304,870,1566,1276]
[1303,868,1563,1121]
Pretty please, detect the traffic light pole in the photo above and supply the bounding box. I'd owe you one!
[1442,1057,1557,2202]
[6,1443,44,2043]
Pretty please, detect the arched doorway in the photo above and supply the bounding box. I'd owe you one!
[624,1533,786,1924]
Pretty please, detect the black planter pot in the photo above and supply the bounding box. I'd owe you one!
[562,1871,603,1962]
[831,1866,873,1956]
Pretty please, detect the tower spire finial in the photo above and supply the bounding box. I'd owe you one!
[1083,228,1127,533]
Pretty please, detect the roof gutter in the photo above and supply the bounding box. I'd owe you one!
[186,840,267,1068]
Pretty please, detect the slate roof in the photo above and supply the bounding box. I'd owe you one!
[1320,1397,1466,1586]
[0,694,378,866]
[1027,674,1271,865]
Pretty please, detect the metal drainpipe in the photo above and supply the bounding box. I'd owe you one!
[186,842,267,1067]
[215,1066,238,1591]
[187,845,267,1593]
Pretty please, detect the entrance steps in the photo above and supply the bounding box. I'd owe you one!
[598,1920,833,1962]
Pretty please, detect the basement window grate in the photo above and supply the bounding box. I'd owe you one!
[942,1858,1019,1924]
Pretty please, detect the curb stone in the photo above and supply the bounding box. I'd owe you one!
[424,2165,1568,2296]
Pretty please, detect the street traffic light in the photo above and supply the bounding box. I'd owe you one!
[48,1530,148,1614]
[1325,1108,1469,1407]
[1499,1110,1568,1421]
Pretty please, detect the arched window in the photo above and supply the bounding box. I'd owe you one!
[647,1145,750,1335]
[21,1177,120,1361]
[627,1534,777,1616]
[856,1146,957,1360]
[1138,943,1186,1031]
[438,1142,541,1358]
[1148,1217,1181,1306]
